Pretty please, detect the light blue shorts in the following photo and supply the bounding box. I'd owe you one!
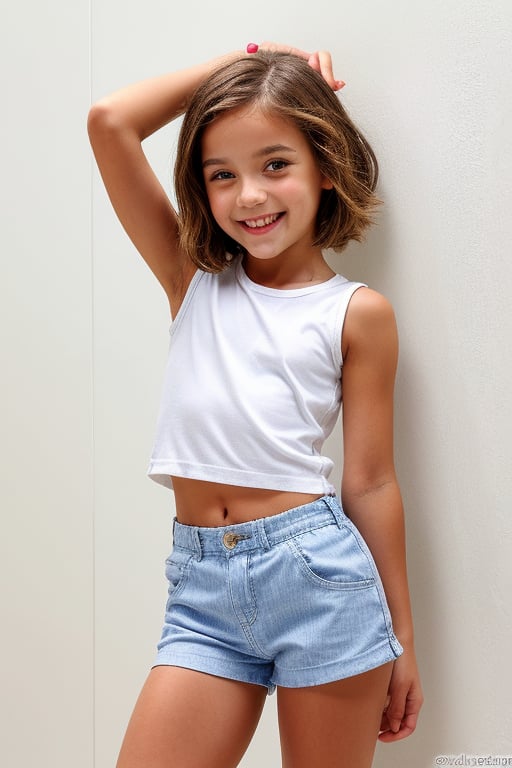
[154,495,403,694]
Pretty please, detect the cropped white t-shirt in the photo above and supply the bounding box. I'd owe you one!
[147,258,366,494]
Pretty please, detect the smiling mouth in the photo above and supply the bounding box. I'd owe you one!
[240,212,284,230]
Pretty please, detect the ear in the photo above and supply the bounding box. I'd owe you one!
[321,176,334,190]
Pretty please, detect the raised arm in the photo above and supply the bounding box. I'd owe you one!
[340,287,423,742]
[87,44,343,315]
[87,52,241,315]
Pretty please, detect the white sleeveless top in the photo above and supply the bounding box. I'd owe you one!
[147,258,366,494]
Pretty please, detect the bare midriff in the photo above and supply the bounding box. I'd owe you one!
[171,476,323,527]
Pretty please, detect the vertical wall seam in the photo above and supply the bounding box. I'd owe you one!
[88,0,96,765]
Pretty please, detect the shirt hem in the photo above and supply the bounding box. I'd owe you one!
[147,460,335,495]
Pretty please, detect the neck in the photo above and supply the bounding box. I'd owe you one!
[242,250,334,289]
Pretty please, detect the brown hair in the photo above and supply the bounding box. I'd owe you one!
[175,51,380,272]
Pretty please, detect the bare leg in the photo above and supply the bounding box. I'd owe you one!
[117,666,267,768]
[277,662,393,768]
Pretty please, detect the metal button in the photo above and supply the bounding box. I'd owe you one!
[222,533,251,549]
[223,533,242,549]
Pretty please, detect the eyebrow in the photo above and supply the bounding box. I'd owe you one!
[202,144,297,169]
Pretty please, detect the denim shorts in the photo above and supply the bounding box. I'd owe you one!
[154,495,403,694]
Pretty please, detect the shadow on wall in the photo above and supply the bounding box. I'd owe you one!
[327,202,449,760]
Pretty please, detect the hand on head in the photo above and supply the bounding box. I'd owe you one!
[246,42,345,91]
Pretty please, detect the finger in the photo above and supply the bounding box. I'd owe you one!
[378,712,419,743]
[259,41,311,61]
[307,52,321,73]
[317,50,337,87]
[385,705,404,735]
[310,50,345,91]
[319,50,345,90]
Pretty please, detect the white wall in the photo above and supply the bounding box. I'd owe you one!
[1,1,94,766]
[2,1,511,766]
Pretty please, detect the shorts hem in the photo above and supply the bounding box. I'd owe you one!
[152,651,276,695]
[271,639,403,689]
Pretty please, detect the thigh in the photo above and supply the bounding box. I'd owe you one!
[277,662,393,768]
[117,666,267,768]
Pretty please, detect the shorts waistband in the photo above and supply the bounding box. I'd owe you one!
[172,495,346,558]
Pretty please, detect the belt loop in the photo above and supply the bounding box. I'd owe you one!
[193,529,203,561]
[323,494,345,529]
[255,518,271,551]
[172,516,177,541]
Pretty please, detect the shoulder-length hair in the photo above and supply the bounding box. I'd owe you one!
[175,51,380,273]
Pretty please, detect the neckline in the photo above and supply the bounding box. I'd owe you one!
[235,258,345,297]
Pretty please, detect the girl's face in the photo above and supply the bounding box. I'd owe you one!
[201,106,332,264]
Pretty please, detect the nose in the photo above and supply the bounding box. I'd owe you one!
[236,177,267,208]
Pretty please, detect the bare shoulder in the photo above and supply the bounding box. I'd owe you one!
[342,287,398,360]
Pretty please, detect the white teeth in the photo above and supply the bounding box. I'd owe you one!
[244,214,280,228]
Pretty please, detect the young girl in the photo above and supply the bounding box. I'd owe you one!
[88,43,423,768]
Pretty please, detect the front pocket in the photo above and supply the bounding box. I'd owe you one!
[286,523,375,591]
[164,547,194,599]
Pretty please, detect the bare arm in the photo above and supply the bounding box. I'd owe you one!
[87,52,241,315]
[341,288,423,742]
[87,44,343,315]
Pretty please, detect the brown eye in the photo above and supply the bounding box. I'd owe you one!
[266,160,289,172]
[210,170,234,181]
